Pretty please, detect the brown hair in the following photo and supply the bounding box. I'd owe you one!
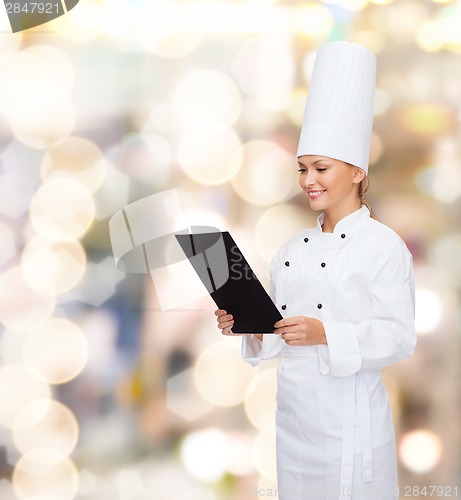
[358,175,378,221]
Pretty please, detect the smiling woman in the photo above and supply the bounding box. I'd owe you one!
[297,156,378,229]
[215,41,416,500]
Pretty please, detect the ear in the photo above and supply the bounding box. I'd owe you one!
[352,167,366,184]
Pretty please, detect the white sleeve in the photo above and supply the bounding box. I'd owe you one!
[318,242,416,377]
[241,256,282,367]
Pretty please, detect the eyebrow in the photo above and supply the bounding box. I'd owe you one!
[297,159,328,167]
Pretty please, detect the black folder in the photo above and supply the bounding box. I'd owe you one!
[175,231,281,333]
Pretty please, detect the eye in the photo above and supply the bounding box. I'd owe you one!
[297,168,306,173]
[316,168,327,172]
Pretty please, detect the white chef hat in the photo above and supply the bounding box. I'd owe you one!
[297,41,376,174]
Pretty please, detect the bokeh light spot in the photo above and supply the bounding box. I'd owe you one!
[13,400,79,458]
[0,364,51,428]
[177,125,243,185]
[415,287,443,335]
[180,428,229,482]
[244,367,277,429]
[41,136,107,193]
[231,140,295,206]
[225,431,255,476]
[11,97,76,149]
[255,204,315,263]
[21,236,86,295]
[133,2,202,58]
[194,341,255,406]
[401,104,452,135]
[342,0,369,10]
[173,69,242,127]
[53,0,104,42]
[295,3,334,37]
[23,318,88,384]
[252,424,277,481]
[399,429,442,473]
[13,451,79,500]
[29,178,95,242]
[286,88,308,127]
[231,40,295,109]
[0,267,55,332]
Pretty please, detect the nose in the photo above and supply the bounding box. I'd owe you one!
[302,169,317,188]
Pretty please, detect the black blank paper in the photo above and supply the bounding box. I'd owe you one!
[175,231,281,333]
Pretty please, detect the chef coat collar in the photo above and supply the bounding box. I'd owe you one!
[315,205,370,234]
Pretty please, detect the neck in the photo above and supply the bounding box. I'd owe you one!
[322,200,362,233]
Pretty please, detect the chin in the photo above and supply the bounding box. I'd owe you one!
[308,199,326,210]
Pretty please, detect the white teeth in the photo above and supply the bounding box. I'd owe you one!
[309,190,325,195]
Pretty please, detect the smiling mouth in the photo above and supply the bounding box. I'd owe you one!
[307,190,326,199]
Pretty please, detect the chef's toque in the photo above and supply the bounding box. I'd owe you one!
[297,41,376,174]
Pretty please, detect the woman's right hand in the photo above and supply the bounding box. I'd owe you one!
[215,309,236,336]
[214,310,263,341]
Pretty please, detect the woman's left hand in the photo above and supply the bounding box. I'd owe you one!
[273,316,327,346]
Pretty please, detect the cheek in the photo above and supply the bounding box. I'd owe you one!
[324,173,349,190]
[319,173,335,188]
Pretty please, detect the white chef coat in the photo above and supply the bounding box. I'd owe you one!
[241,205,416,500]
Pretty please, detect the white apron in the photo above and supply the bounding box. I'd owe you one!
[276,347,397,500]
[242,206,416,500]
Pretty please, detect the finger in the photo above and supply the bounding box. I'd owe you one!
[218,320,234,330]
[274,316,301,329]
[274,327,289,335]
[214,309,228,316]
[277,322,300,333]
[275,327,297,336]
[221,327,234,336]
[217,314,233,324]
[282,333,299,342]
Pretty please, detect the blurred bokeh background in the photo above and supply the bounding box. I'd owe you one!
[0,0,460,498]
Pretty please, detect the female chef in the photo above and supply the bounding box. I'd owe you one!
[215,41,416,500]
